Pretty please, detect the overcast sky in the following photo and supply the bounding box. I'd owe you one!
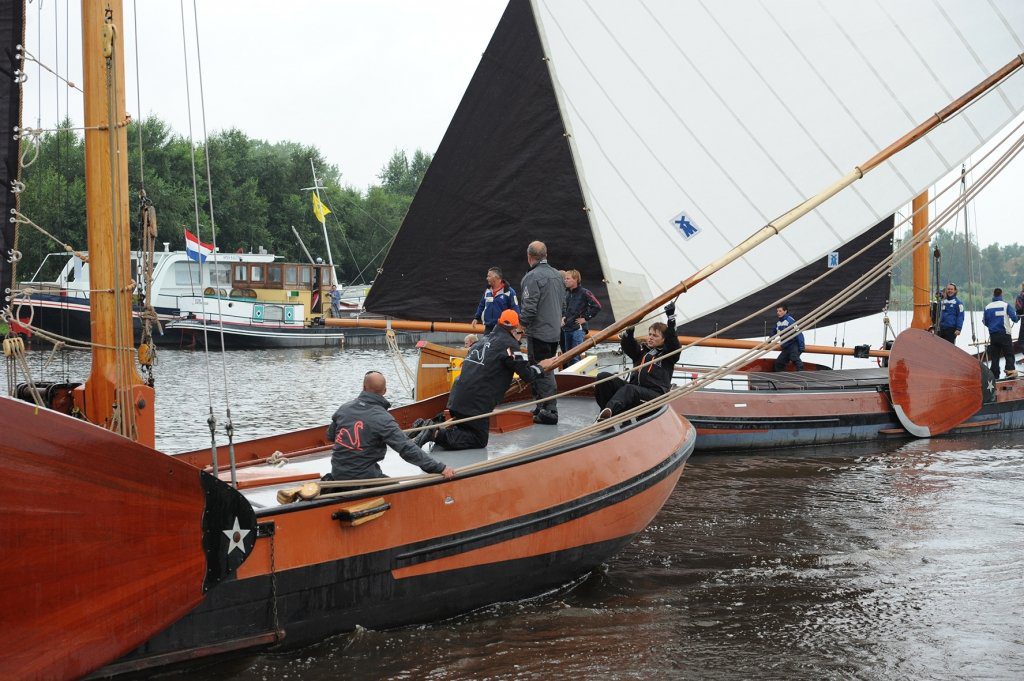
[20,0,1022,248]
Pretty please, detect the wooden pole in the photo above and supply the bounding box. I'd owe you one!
[75,0,154,446]
[911,191,932,330]
[324,317,889,358]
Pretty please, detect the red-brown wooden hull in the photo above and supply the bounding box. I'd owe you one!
[0,396,256,681]
[107,406,694,673]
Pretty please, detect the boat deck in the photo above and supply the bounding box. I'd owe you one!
[236,396,608,510]
[746,367,890,391]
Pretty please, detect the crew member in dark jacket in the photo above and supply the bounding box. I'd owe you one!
[326,371,455,481]
[422,310,542,450]
[983,287,1019,379]
[520,241,563,424]
[594,302,679,419]
[471,266,520,333]
[560,268,602,366]
[773,304,805,371]
[937,282,965,344]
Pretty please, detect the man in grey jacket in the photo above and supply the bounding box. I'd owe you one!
[519,241,562,424]
[325,371,455,481]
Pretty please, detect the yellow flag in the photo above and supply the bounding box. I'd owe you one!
[312,193,332,224]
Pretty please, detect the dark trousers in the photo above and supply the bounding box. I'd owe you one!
[527,336,558,413]
[774,345,804,372]
[938,327,958,344]
[988,331,1015,379]
[433,410,490,450]
[594,372,660,416]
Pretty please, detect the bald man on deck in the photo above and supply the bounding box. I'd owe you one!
[325,371,455,481]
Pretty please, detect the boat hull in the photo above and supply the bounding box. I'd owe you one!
[675,378,1024,451]
[0,396,256,681]
[168,319,350,349]
[16,294,186,346]
[103,407,694,674]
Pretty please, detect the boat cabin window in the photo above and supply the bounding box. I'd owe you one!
[267,265,283,287]
[209,264,231,286]
[284,266,297,287]
[174,261,203,286]
[264,305,285,322]
[299,266,312,288]
[250,265,263,283]
[233,264,248,284]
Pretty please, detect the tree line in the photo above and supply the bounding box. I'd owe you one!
[891,229,1024,309]
[16,117,431,285]
[17,118,1022,309]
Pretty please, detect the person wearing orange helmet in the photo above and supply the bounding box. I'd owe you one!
[418,309,544,450]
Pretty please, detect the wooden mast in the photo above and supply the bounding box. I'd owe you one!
[911,191,932,330]
[74,0,154,446]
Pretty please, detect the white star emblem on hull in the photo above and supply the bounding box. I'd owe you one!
[223,517,251,555]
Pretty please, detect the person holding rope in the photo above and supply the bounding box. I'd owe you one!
[773,304,805,371]
[324,371,455,481]
[419,309,544,450]
[594,302,679,421]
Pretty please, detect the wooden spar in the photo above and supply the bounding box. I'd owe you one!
[74,0,154,446]
[911,191,932,330]
[323,317,888,358]
[539,50,1024,371]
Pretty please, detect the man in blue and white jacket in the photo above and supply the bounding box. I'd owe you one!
[984,288,1019,379]
[773,304,805,372]
[937,282,965,344]
[471,266,520,334]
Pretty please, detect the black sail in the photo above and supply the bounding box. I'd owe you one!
[364,0,613,327]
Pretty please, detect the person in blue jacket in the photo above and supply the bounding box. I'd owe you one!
[983,287,1019,379]
[937,282,965,344]
[471,266,520,333]
[773,304,805,372]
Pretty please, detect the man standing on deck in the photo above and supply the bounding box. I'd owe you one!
[773,304,805,372]
[329,284,342,318]
[937,282,965,344]
[520,241,563,424]
[419,310,543,450]
[325,371,455,481]
[471,267,520,334]
[983,288,1019,380]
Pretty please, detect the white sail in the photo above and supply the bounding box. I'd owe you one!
[532,0,1024,323]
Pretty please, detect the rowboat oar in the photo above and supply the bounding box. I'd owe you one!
[0,396,257,681]
[324,317,888,358]
[887,328,985,437]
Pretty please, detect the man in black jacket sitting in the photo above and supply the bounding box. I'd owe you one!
[326,371,455,481]
[421,309,543,451]
[594,302,679,421]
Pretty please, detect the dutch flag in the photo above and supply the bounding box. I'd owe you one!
[184,229,214,263]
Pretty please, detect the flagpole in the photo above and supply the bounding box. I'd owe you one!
[309,158,338,286]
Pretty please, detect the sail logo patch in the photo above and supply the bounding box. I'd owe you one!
[827,251,839,268]
[334,420,365,450]
[671,211,701,240]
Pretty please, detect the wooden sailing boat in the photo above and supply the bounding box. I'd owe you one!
[0,3,257,679]
[346,0,1024,450]
[1,2,694,677]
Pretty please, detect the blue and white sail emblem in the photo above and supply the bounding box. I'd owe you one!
[671,211,701,240]
[827,251,839,268]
